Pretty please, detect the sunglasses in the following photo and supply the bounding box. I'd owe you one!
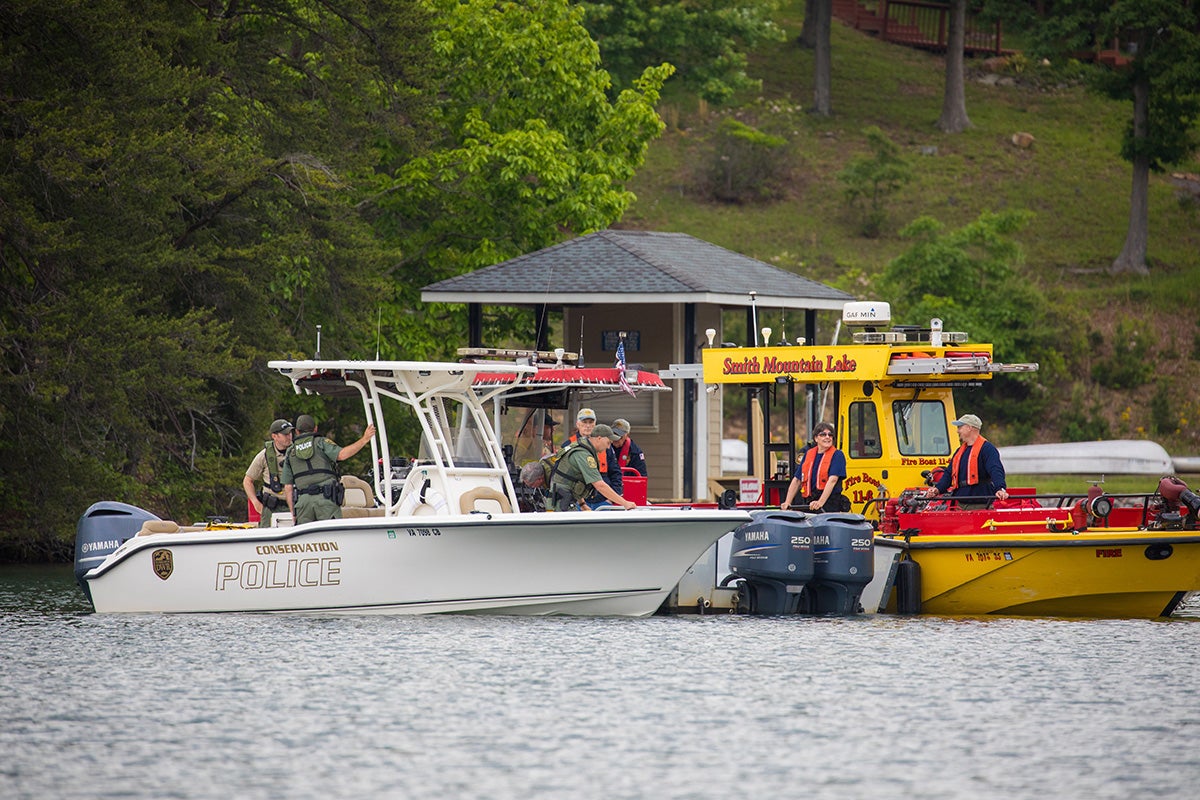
[816,431,833,437]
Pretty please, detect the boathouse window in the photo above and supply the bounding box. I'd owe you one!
[892,400,951,456]
[847,401,882,459]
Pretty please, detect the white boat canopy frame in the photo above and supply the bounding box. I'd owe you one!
[269,360,536,515]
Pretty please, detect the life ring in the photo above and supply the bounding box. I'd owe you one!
[399,478,449,516]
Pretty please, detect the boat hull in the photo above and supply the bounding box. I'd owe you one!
[82,509,749,616]
[889,531,1200,618]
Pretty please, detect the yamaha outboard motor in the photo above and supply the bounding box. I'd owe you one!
[806,513,875,615]
[74,502,160,602]
[728,510,815,614]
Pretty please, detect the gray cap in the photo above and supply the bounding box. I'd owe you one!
[295,414,317,433]
[952,413,983,429]
[269,419,294,434]
[612,418,631,437]
[591,424,621,442]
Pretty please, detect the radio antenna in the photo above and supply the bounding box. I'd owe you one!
[578,316,585,367]
[375,307,382,360]
[315,324,322,359]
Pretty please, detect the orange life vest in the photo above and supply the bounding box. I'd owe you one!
[800,448,836,494]
[568,433,608,471]
[949,437,987,491]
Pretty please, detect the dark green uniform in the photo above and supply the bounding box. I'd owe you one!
[282,433,343,524]
[546,440,603,511]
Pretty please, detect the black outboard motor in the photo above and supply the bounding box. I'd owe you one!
[74,502,160,602]
[729,510,815,614]
[806,513,875,614]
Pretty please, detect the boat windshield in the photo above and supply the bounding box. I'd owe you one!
[418,396,493,467]
[892,400,951,456]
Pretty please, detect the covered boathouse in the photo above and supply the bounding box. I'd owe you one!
[420,229,853,503]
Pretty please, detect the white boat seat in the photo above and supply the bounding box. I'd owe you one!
[341,475,385,518]
[459,486,512,515]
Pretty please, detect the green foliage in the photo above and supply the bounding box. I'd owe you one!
[837,127,913,237]
[579,0,785,104]
[697,118,793,203]
[374,0,674,359]
[1091,319,1156,389]
[0,0,433,551]
[1149,380,1175,436]
[1058,384,1112,442]
[876,211,1065,429]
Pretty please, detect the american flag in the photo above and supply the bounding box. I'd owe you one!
[615,340,636,397]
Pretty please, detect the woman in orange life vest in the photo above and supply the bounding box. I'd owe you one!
[780,421,847,512]
[923,413,1009,501]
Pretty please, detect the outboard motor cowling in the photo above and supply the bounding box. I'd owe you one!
[807,513,875,614]
[74,502,160,601]
[729,511,815,614]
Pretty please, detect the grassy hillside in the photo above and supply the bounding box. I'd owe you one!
[620,4,1200,456]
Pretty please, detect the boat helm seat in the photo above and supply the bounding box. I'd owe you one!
[459,486,513,515]
[340,475,384,518]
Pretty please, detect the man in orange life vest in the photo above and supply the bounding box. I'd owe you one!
[924,413,1009,501]
[780,421,847,512]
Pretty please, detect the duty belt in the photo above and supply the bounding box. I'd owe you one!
[298,483,332,496]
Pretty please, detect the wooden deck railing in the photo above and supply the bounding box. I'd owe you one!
[833,1,1007,57]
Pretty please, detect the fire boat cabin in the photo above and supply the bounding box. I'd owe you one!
[699,301,1038,512]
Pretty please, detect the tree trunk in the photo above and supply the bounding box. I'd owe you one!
[1110,75,1151,275]
[799,0,818,49]
[812,0,832,116]
[936,0,973,133]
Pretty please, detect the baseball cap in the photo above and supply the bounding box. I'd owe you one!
[269,419,294,434]
[612,418,630,437]
[577,408,596,421]
[591,424,621,442]
[952,414,983,429]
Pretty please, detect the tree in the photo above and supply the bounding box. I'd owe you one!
[578,0,784,104]
[0,0,433,553]
[1022,0,1200,275]
[372,0,675,357]
[811,0,833,115]
[838,127,914,237]
[877,212,1061,428]
[937,0,974,132]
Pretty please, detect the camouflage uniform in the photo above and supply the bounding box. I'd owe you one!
[546,440,602,511]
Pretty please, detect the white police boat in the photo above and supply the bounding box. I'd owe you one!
[74,360,749,615]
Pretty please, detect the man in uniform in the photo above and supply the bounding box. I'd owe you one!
[548,424,635,511]
[283,414,377,524]
[611,418,647,476]
[564,408,622,506]
[242,419,294,527]
[924,413,1009,502]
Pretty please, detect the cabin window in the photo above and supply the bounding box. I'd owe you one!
[892,400,951,456]
[847,401,882,459]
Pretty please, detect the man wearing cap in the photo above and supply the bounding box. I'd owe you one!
[548,424,636,511]
[243,419,294,527]
[925,413,1008,502]
[564,407,623,505]
[283,414,377,524]
[611,418,647,477]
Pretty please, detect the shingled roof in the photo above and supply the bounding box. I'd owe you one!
[420,230,853,310]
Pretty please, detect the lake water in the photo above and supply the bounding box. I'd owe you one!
[3,565,1199,800]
